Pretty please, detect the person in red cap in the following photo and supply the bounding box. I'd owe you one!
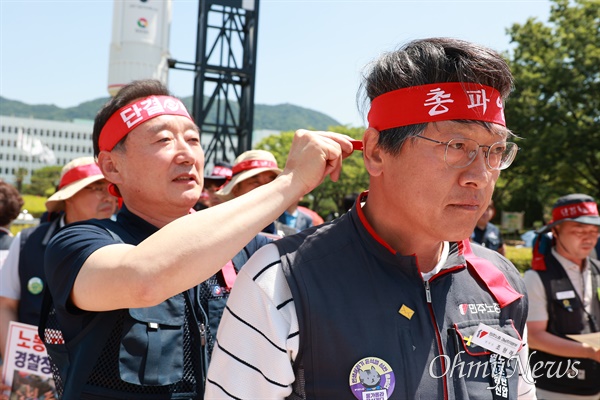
[524,193,600,399]
[216,149,297,237]
[206,37,534,399]
[194,161,232,210]
[39,79,354,399]
[0,157,116,365]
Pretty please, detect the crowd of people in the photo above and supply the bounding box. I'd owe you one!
[0,36,598,400]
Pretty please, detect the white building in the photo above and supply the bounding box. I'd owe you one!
[0,116,94,185]
[0,115,283,185]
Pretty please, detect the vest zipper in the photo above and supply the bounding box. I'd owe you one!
[424,277,449,400]
[199,323,206,347]
[424,280,432,303]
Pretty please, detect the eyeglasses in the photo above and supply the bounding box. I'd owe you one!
[82,185,110,197]
[414,136,519,170]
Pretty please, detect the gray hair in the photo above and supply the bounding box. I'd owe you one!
[358,38,514,155]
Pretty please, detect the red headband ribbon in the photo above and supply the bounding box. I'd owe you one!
[212,165,233,178]
[551,202,598,223]
[232,160,278,176]
[99,95,193,151]
[59,163,102,189]
[368,82,505,131]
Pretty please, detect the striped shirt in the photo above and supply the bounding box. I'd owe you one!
[205,243,537,399]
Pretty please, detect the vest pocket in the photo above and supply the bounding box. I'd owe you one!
[119,294,186,386]
[449,319,522,397]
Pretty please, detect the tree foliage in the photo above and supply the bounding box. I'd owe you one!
[22,166,62,197]
[255,126,369,217]
[498,0,600,225]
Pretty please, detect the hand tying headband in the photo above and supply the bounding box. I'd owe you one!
[99,95,193,151]
[367,82,505,131]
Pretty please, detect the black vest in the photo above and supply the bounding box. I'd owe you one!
[529,254,600,395]
[39,208,206,400]
[0,229,13,251]
[199,233,271,359]
[18,218,61,325]
[277,205,528,400]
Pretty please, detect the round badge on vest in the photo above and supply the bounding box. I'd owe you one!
[27,277,44,295]
[349,357,395,400]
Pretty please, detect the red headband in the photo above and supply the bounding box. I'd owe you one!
[99,95,193,151]
[232,160,278,176]
[59,163,102,189]
[212,165,232,178]
[367,82,505,131]
[551,202,598,223]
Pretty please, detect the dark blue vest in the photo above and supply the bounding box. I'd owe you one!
[529,254,600,395]
[277,205,527,400]
[200,233,271,358]
[0,230,13,251]
[40,208,205,399]
[18,218,60,325]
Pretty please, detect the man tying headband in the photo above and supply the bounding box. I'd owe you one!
[206,37,534,399]
[39,80,355,399]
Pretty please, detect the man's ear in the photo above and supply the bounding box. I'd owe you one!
[363,128,384,177]
[97,151,123,184]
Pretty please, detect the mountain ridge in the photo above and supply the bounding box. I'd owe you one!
[0,96,341,132]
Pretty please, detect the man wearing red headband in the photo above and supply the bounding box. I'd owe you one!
[207,38,534,399]
[0,157,116,367]
[38,80,353,399]
[524,194,600,399]
[216,149,297,238]
[194,161,233,210]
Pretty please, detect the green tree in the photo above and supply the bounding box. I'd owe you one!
[255,126,369,218]
[14,167,28,192]
[23,165,62,196]
[499,0,600,225]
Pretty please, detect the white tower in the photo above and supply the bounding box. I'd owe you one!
[107,0,172,97]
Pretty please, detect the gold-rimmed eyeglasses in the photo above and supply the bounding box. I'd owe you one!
[415,136,519,171]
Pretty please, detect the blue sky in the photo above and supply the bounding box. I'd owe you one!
[1,0,552,127]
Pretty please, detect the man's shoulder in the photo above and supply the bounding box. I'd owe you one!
[48,219,121,254]
[275,216,349,257]
[468,243,526,292]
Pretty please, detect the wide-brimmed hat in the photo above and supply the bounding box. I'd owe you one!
[536,193,600,234]
[45,157,106,212]
[204,161,232,185]
[216,150,282,201]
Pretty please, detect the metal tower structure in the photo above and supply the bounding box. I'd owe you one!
[169,0,259,165]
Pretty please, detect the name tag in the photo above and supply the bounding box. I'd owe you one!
[471,323,521,357]
[556,290,576,300]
